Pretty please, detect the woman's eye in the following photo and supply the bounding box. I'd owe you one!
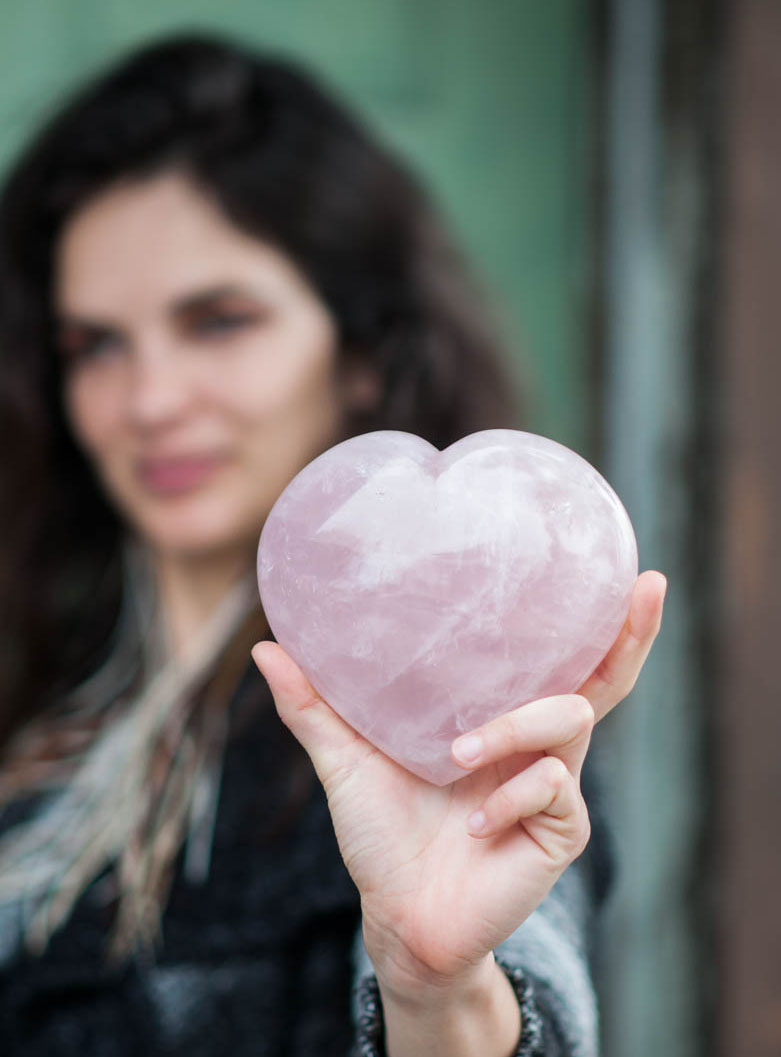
[192,312,256,337]
[59,331,123,366]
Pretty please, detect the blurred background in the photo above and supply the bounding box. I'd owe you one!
[0,2,777,1055]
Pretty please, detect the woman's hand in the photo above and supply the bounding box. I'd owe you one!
[251,570,665,1006]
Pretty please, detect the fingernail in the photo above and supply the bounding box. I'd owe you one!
[453,733,483,765]
[467,810,487,835]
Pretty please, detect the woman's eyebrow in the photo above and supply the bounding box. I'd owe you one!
[171,284,261,314]
[54,285,262,332]
[55,312,117,334]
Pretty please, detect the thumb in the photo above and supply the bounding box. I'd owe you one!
[251,640,371,784]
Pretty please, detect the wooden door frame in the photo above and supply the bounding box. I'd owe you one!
[720,2,781,1054]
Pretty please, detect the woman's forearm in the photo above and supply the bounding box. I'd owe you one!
[379,953,522,1057]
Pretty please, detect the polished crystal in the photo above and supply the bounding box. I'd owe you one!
[258,430,638,784]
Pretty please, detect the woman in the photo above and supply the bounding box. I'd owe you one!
[0,34,665,1056]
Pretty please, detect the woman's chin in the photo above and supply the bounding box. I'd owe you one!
[128,504,263,561]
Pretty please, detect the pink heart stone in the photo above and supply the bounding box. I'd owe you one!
[257,430,637,785]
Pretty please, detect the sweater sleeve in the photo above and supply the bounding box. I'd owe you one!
[349,753,612,1057]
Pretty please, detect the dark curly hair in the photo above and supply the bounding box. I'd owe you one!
[0,33,521,744]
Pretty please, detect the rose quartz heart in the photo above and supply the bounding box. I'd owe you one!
[257,430,637,785]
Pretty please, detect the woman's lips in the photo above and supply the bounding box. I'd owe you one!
[136,454,229,495]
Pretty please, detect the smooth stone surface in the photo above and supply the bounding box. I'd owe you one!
[258,430,638,785]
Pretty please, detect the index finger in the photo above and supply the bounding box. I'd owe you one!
[452,693,595,780]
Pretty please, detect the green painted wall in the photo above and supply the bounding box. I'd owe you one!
[0,0,592,451]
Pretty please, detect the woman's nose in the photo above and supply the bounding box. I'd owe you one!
[125,344,194,430]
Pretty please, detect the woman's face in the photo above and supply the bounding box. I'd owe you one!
[56,171,357,559]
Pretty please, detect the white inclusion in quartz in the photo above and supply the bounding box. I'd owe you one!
[315,451,551,590]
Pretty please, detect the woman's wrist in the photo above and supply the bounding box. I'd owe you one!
[360,903,497,1000]
[371,945,497,1009]
[375,952,522,1057]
